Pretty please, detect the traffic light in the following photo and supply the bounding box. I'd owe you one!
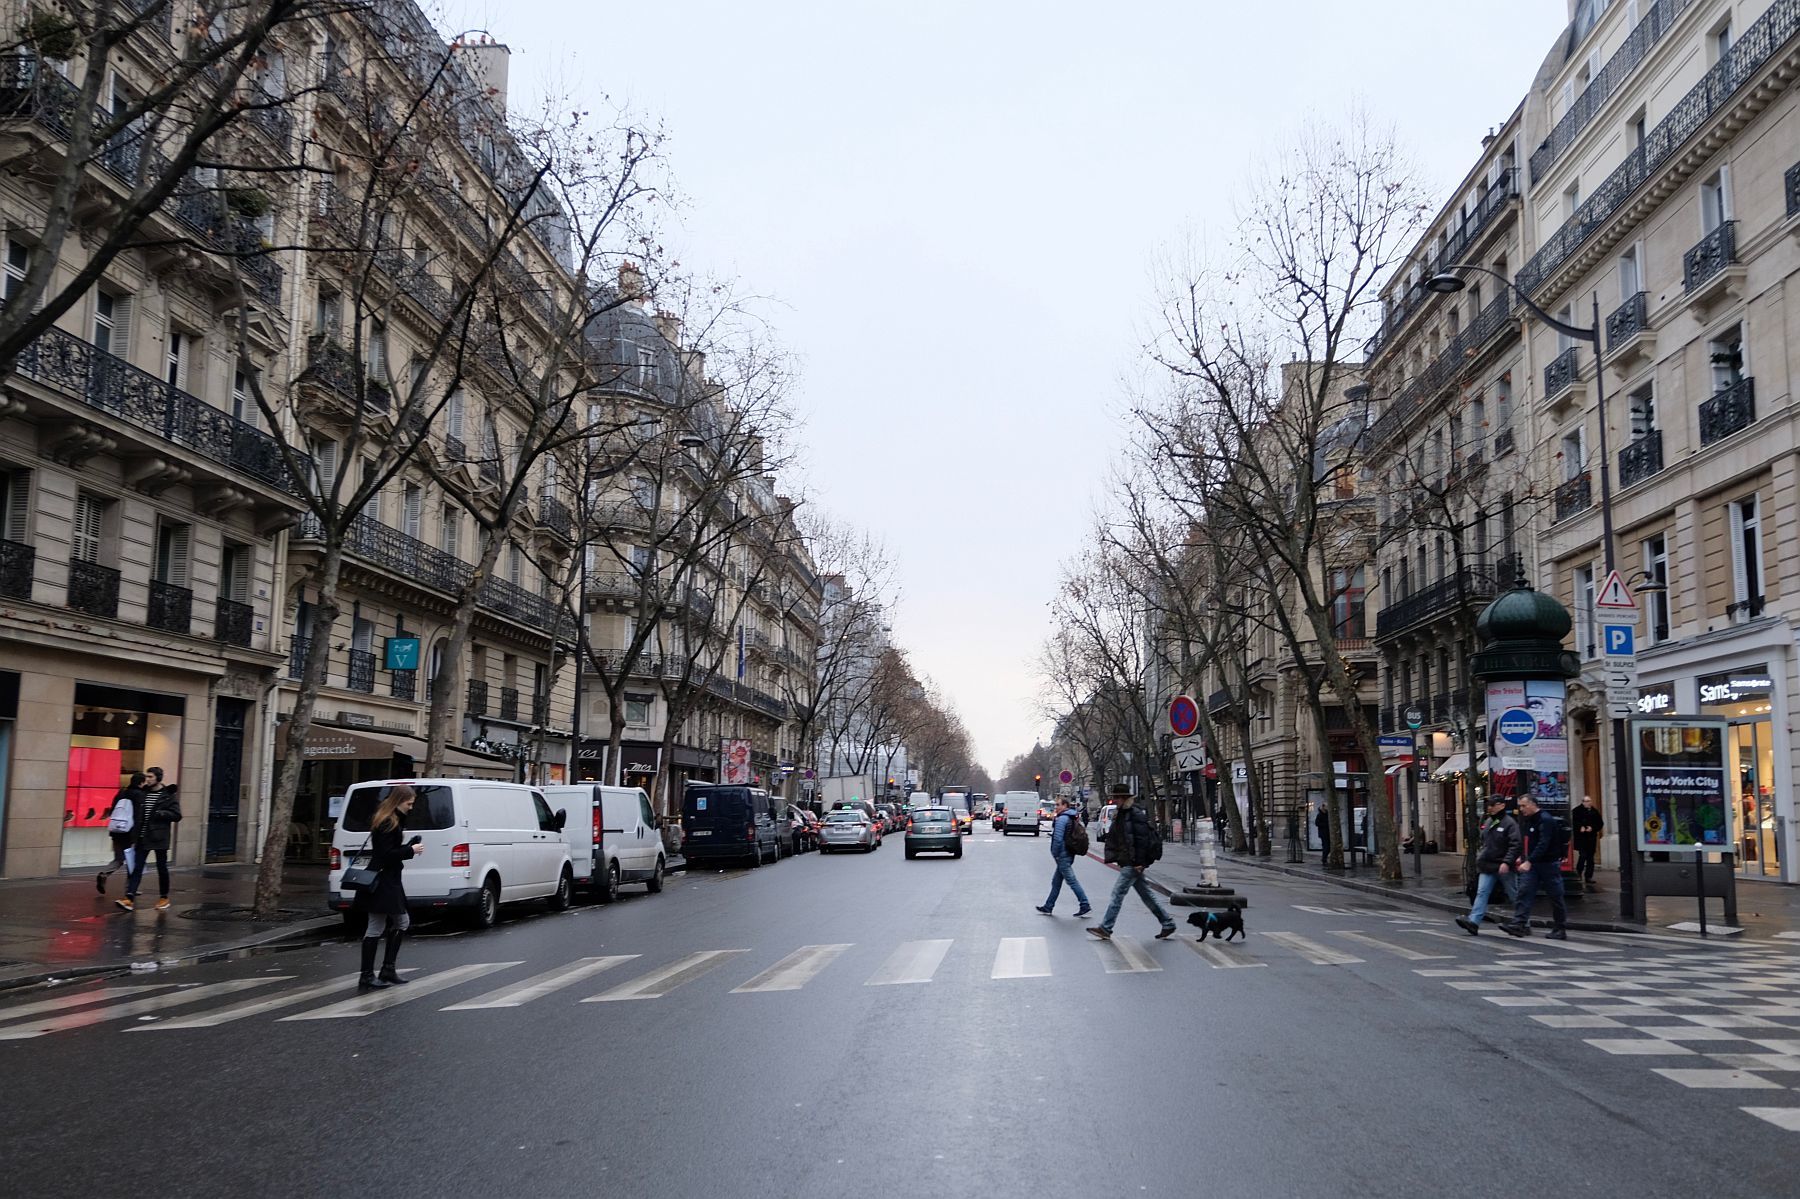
[1034,773,1042,787]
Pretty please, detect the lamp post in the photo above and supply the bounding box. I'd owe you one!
[1426,265,1634,922]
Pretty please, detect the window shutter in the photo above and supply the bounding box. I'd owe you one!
[367,326,387,382]
[314,438,338,495]
[73,494,104,562]
[3,468,30,543]
[224,543,251,602]
[159,524,190,588]
[1728,501,1748,611]
[403,485,422,538]
[109,294,133,362]
[447,390,465,439]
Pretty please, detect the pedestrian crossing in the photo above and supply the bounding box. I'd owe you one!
[0,926,1785,1042]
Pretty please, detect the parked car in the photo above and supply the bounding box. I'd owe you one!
[543,783,667,902]
[328,779,574,930]
[785,804,816,855]
[904,807,962,859]
[874,803,899,832]
[682,783,784,867]
[819,809,878,853]
[953,808,973,834]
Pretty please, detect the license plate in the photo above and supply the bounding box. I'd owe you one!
[689,830,712,837]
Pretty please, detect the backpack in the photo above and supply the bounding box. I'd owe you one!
[1062,812,1089,858]
[107,797,135,835]
[1143,813,1164,865]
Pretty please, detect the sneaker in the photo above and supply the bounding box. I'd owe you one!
[1086,926,1111,941]
[1455,917,1479,935]
[154,898,171,911]
[115,898,134,912]
[1546,928,1567,940]
[1035,905,1053,915]
[1155,926,1176,940]
[1074,907,1093,918]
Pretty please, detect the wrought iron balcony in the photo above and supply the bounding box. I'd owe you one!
[591,499,653,529]
[215,597,253,646]
[1618,430,1664,488]
[1699,378,1756,446]
[1554,473,1593,522]
[446,434,467,463]
[478,576,558,633]
[390,669,416,701]
[1367,292,1515,447]
[1683,221,1737,292]
[1519,0,1800,298]
[147,579,192,634]
[346,648,376,693]
[1606,291,1649,351]
[538,496,573,540]
[298,333,391,413]
[0,538,33,600]
[1493,428,1515,457]
[585,570,639,602]
[467,679,489,717]
[66,558,119,619]
[1788,161,1800,217]
[531,693,549,724]
[11,323,294,491]
[1373,565,1505,641]
[1544,347,1581,401]
[296,513,471,594]
[499,687,520,721]
[288,635,310,680]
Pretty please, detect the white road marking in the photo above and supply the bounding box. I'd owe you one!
[132,974,375,1029]
[282,963,518,1020]
[1742,1106,1800,1130]
[865,940,953,986]
[1332,930,1448,961]
[1095,937,1162,974]
[0,979,282,1040]
[1584,1038,1696,1056]
[1264,932,1363,966]
[583,951,747,1002]
[443,957,638,1010]
[0,984,177,1024]
[733,945,852,993]
[992,937,1051,979]
[1652,1067,1782,1088]
[1408,928,1538,956]
[1182,939,1265,969]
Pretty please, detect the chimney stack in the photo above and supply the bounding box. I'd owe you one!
[453,36,511,116]
[618,261,646,305]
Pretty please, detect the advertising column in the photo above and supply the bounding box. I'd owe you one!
[1485,678,1571,822]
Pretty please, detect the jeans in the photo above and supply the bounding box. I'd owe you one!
[1468,870,1517,924]
[1043,852,1090,911]
[1100,865,1174,933]
[1512,865,1568,929]
[126,842,169,898]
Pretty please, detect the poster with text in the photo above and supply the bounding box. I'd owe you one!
[1632,719,1732,851]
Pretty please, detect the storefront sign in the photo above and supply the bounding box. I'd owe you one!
[1636,683,1677,716]
[720,738,752,785]
[1631,718,1733,852]
[1697,668,1773,706]
[385,637,421,671]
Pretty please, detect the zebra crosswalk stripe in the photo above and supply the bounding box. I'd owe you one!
[281,963,519,1021]
[1264,932,1363,966]
[865,939,953,986]
[443,956,639,1010]
[0,984,177,1025]
[0,978,284,1040]
[583,951,747,1002]
[1182,939,1266,969]
[131,974,371,1030]
[733,945,852,993]
[1095,936,1162,974]
[992,937,1051,979]
[1333,930,1450,961]
[1409,928,1539,956]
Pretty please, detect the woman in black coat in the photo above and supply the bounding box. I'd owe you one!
[97,772,148,897]
[120,774,181,911]
[355,785,422,989]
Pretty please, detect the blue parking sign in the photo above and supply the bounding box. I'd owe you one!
[1602,625,1635,657]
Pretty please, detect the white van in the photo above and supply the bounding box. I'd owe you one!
[543,783,667,901]
[328,779,575,930]
[907,791,932,808]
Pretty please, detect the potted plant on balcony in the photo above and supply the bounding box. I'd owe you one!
[225,186,272,219]
[23,11,80,61]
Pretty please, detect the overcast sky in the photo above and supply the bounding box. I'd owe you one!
[444,0,1570,772]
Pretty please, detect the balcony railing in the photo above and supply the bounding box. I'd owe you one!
[1373,565,1505,641]
[478,576,559,632]
[214,597,253,646]
[467,679,489,717]
[499,687,520,721]
[1528,0,1696,182]
[1699,378,1756,446]
[1554,473,1594,522]
[66,558,119,619]
[12,323,294,491]
[1788,161,1800,217]
[298,333,391,412]
[1618,430,1664,488]
[1363,169,1520,361]
[0,538,33,600]
[346,648,376,693]
[1544,346,1581,400]
[1519,0,1800,298]
[288,635,310,680]
[1367,292,1514,447]
[147,579,192,634]
[1683,221,1737,291]
[296,513,469,595]
[538,495,573,540]
[1493,427,1516,457]
[1606,291,1649,350]
[531,693,549,724]
[585,570,639,602]
[391,669,416,701]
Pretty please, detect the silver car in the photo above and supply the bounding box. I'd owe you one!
[819,810,878,854]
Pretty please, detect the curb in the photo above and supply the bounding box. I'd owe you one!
[0,914,342,994]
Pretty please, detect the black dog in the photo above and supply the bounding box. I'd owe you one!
[1187,906,1246,942]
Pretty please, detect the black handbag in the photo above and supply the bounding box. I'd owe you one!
[341,834,378,892]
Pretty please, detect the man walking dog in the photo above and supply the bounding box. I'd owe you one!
[1036,795,1091,918]
[1088,783,1176,942]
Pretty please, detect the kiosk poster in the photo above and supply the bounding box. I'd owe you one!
[1631,718,1732,851]
[1484,679,1570,812]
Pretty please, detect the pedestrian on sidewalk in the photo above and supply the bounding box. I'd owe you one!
[1503,796,1569,940]
[1314,802,1330,866]
[118,770,181,912]
[356,785,422,989]
[1037,796,1092,918]
[1088,783,1176,942]
[1572,795,1604,887]
[1456,796,1519,935]
[97,772,147,896]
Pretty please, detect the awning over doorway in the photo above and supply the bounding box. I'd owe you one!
[1383,757,1416,776]
[1432,754,1488,779]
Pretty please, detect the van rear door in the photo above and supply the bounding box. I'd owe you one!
[684,786,752,854]
[544,784,597,884]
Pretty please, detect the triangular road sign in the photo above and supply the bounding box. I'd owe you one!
[1595,568,1637,609]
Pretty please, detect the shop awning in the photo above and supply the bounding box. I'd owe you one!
[1383,757,1416,776]
[276,727,514,780]
[1432,754,1488,779]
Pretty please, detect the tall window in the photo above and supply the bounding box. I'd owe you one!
[1560,428,1585,481]
[1618,243,1641,298]
[2,239,27,301]
[154,522,190,588]
[0,466,31,545]
[1574,564,1596,658]
[446,388,466,442]
[508,545,522,586]
[232,369,255,427]
[165,330,195,391]
[315,288,341,336]
[1709,326,1744,393]
[1494,371,1512,430]
[1628,107,1647,150]
[401,483,423,539]
[441,505,460,559]
[1711,16,1733,63]
[1330,567,1365,639]
[1700,170,1730,233]
[1729,495,1764,621]
[93,289,131,358]
[1642,534,1670,643]
[220,542,252,603]
[72,493,107,562]
[311,436,338,497]
[1554,304,1575,353]
[1628,382,1656,438]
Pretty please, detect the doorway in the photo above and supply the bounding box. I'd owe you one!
[206,698,249,861]
[1729,718,1779,878]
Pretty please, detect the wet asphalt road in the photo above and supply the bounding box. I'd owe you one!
[4,822,1798,1198]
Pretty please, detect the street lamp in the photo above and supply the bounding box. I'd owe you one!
[1426,264,1634,921]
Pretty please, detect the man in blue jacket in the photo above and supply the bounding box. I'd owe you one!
[1502,795,1569,940]
[1036,796,1091,918]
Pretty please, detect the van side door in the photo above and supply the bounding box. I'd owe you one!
[636,790,660,871]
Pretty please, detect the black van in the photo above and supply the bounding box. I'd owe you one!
[683,783,782,866]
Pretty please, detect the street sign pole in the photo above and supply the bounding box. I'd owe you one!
[1405,706,1424,879]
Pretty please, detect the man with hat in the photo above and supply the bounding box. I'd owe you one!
[1455,794,1520,934]
[1087,782,1176,942]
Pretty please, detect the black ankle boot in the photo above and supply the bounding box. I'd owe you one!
[378,930,408,984]
[359,937,389,988]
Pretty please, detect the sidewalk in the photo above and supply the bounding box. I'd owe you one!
[1128,839,1800,942]
[0,863,339,992]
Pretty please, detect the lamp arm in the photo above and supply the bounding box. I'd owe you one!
[1445,263,1597,344]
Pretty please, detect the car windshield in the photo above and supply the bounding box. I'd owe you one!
[826,812,864,823]
[914,809,952,821]
[954,809,970,818]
